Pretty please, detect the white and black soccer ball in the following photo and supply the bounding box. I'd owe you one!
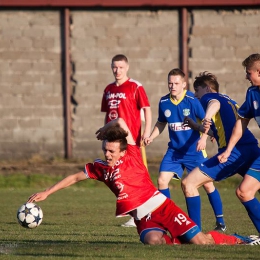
[17,203,43,229]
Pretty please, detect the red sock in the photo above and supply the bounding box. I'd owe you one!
[163,234,181,245]
[208,231,244,245]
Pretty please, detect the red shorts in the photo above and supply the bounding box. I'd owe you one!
[135,198,199,243]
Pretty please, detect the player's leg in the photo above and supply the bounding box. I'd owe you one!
[237,172,260,235]
[157,171,174,198]
[185,156,226,231]
[190,231,251,245]
[158,149,182,198]
[138,199,257,246]
[136,211,181,245]
[141,230,181,245]
[181,167,213,230]
[203,182,226,231]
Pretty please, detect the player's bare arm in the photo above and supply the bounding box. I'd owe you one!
[27,171,86,203]
[203,99,220,133]
[218,117,250,163]
[183,117,214,138]
[197,133,208,152]
[141,106,152,140]
[144,121,167,146]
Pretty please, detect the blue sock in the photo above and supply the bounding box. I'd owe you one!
[159,188,171,198]
[207,189,225,225]
[185,196,201,230]
[242,198,260,233]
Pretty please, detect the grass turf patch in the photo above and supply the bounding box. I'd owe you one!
[1,185,260,259]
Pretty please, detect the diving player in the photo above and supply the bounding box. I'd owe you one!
[26,118,260,245]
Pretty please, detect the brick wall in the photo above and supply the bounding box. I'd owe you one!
[70,10,179,159]
[0,10,63,159]
[0,8,259,160]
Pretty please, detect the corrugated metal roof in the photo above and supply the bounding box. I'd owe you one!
[0,0,259,7]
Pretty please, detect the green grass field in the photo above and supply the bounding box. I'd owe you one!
[1,172,260,259]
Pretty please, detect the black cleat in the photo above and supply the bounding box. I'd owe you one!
[214,222,227,232]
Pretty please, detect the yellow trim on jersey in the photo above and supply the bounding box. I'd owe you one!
[213,113,226,148]
[170,90,187,105]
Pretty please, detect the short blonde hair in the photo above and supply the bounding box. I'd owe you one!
[242,53,260,70]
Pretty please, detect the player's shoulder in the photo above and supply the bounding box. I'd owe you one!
[185,90,196,100]
[93,158,108,166]
[200,92,219,102]
[104,81,116,89]
[219,93,237,102]
[247,85,259,93]
[159,93,171,103]
[128,78,143,87]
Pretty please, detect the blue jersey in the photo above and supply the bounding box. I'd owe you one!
[158,90,205,156]
[200,93,257,149]
[238,86,260,127]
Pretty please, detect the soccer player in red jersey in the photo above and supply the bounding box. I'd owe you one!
[101,54,152,227]
[27,118,259,245]
[101,54,151,147]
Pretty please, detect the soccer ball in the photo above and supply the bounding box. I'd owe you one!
[17,203,43,229]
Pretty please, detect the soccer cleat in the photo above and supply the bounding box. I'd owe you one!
[232,233,260,245]
[248,235,260,245]
[214,222,227,232]
[248,235,260,241]
[249,238,260,245]
[121,217,136,227]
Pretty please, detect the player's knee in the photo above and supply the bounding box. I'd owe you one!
[203,182,215,193]
[143,232,165,245]
[236,187,252,202]
[157,176,168,188]
[181,178,189,193]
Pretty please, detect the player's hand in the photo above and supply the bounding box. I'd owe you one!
[197,138,206,152]
[202,118,212,134]
[143,137,153,146]
[183,116,197,130]
[141,130,150,141]
[217,150,230,163]
[27,192,48,203]
[95,127,106,140]
[210,136,215,143]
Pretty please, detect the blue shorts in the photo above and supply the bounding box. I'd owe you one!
[199,144,260,181]
[246,157,260,181]
[159,148,207,180]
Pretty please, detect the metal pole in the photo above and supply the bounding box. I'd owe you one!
[181,8,189,88]
[63,8,72,159]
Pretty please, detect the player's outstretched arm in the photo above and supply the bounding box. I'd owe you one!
[27,171,86,203]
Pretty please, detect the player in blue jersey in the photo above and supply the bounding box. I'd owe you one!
[144,68,226,231]
[217,54,260,236]
[181,71,260,233]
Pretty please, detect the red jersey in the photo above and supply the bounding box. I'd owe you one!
[101,78,150,146]
[84,145,157,217]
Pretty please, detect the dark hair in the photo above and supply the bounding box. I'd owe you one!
[168,68,185,78]
[111,54,128,64]
[242,53,260,70]
[193,71,219,93]
[104,123,128,152]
